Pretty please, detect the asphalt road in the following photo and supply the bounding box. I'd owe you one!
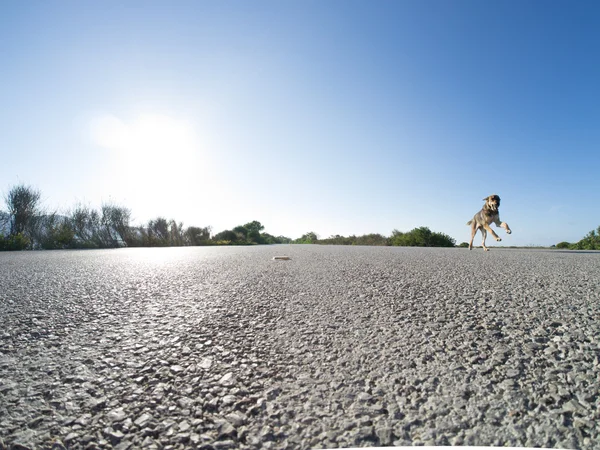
[1,246,599,449]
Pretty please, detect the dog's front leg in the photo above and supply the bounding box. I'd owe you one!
[483,223,501,242]
[494,218,511,235]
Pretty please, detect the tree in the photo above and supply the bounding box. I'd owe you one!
[261,233,275,244]
[102,203,131,246]
[169,220,184,246]
[390,229,405,244]
[4,184,42,247]
[0,211,9,235]
[295,232,319,244]
[572,226,600,250]
[233,225,248,240]
[213,229,239,243]
[147,217,170,246]
[185,226,212,245]
[70,204,95,244]
[244,221,263,231]
[38,213,75,249]
[68,204,120,248]
[232,221,265,243]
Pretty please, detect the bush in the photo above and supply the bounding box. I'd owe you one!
[0,232,30,250]
[573,226,600,250]
[317,235,354,245]
[294,232,318,244]
[185,226,211,246]
[38,215,76,249]
[556,226,600,250]
[390,227,455,247]
[213,230,240,243]
[354,233,389,246]
[315,233,389,246]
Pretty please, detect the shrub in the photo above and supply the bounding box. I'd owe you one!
[390,227,455,247]
[213,230,240,243]
[573,226,600,250]
[185,226,211,246]
[556,241,571,249]
[294,232,318,244]
[354,233,389,246]
[37,215,76,249]
[0,232,30,250]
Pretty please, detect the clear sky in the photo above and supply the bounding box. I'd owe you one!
[1,0,599,246]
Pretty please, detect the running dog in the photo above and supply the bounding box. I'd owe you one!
[467,194,511,251]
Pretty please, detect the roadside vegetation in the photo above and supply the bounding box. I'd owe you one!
[0,184,456,250]
[0,184,289,250]
[295,227,456,247]
[555,226,600,250]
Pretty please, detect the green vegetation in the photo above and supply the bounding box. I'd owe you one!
[315,233,389,246]
[0,183,290,250]
[556,226,600,250]
[293,227,455,247]
[0,184,456,250]
[0,232,30,251]
[389,227,455,247]
[213,221,291,245]
[294,232,319,244]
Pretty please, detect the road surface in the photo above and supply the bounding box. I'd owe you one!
[1,246,599,449]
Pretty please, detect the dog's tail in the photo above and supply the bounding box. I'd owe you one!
[466,220,473,226]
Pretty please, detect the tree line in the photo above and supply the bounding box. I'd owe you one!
[0,184,457,250]
[0,184,290,250]
[294,227,456,247]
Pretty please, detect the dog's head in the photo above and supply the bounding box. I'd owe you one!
[483,194,501,211]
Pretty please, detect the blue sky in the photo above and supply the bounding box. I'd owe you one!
[1,0,599,245]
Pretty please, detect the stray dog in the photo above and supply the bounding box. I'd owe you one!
[467,194,511,251]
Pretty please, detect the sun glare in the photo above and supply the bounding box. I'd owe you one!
[90,113,197,158]
[88,112,202,219]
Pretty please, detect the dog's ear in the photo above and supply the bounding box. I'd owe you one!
[482,196,489,201]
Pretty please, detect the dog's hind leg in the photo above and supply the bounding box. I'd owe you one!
[481,228,489,251]
[468,222,477,250]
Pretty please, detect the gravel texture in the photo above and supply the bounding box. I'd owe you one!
[1,245,599,450]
